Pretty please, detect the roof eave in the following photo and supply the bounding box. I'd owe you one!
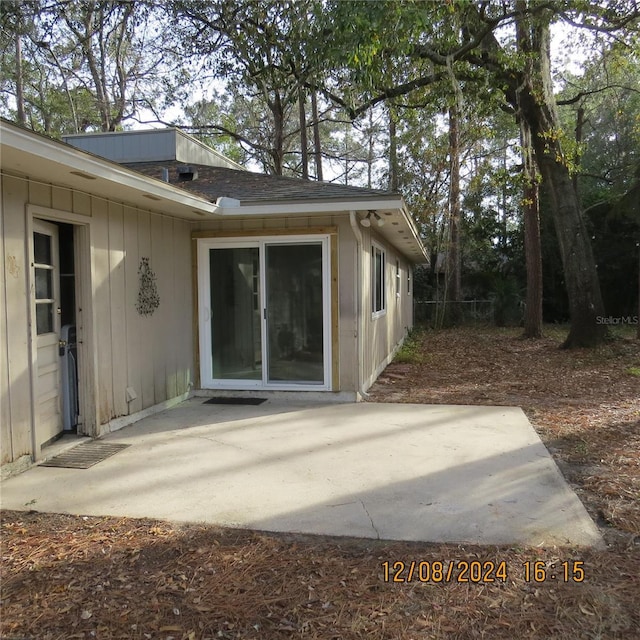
[214,197,405,216]
[1,121,219,220]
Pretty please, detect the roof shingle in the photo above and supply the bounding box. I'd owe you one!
[125,161,399,205]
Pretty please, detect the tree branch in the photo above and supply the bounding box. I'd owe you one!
[180,124,273,154]
[557,83,640,105]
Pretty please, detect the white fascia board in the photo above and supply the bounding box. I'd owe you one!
[1,123,218,215]
[400,202,429,262]
[213,197,428,262]
[214,198,405,216]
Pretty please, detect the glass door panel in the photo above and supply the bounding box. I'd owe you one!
[209,247,262,381]
[265,243,324,384]
[33,231,56,335]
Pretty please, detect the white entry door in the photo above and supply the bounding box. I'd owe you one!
[32,219,62,444]
[198,236,331,390]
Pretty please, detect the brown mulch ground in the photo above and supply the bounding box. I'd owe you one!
[2,326,639,640]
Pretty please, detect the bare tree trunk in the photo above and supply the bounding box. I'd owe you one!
[520,120,543,338]
[501,145,508,249]
[516,1,543,339]
[298,84,309,179]
[446,105,461,324]
[389,107,398,191]
[271,91,285,175]
[367,108,374,188]
[573,106,584,196]
[311,90,323,181]
[343,122,350,185]
[15,33,26,125]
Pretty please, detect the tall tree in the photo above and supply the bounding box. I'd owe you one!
[516,0,543,338]
[1,0,179,134]
[321,0,639,346]
[446,104,462,320]
[502,4,604,347]
[172,0,325,176]
[310,90,323,180]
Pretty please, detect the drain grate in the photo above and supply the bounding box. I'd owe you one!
[203,397,267,406]
[40,441,130,469]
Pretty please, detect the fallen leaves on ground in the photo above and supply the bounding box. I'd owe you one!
[2,511,639,639]
[2,326,639,639]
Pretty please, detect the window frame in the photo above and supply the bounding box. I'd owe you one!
[371,242,386,318]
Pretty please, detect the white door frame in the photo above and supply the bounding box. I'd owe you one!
[26,206,97,457]
[197,234,332,391]
[31,219,61,446]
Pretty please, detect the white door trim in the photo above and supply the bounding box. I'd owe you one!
[26,205,97,458]
[31,219,61,447]
[197,234,332,391]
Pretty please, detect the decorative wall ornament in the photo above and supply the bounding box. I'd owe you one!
[135,257,160,316]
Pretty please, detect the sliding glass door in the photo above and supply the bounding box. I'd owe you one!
[198,236,330,390]
[265,243,324,383]
[209,246,261,380]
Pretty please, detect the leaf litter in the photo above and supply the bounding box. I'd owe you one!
[1,326,639,639]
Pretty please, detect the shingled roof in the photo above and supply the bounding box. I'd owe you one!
[125,161,400,205]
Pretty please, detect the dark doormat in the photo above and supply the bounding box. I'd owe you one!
[203,397,267,406]
[40,441,130,469]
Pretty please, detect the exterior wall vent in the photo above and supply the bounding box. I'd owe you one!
[177,165,198,181]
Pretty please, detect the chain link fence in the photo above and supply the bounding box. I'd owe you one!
[414,300,496,327]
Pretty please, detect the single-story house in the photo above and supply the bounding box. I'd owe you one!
[0,120,427,476]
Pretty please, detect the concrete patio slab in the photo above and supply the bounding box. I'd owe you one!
[0,399,604,547]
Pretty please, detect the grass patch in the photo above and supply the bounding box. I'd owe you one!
[542,323,570,342]
[626,366,640,377]
[394,329,425,364]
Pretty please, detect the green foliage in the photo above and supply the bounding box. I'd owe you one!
[0,1,182,133]
[585,180,640,318]
[394,328,425,364]
[490,275,523,327]
[171,0,330,175]
[553,43,640,319]
[557,44,640,207]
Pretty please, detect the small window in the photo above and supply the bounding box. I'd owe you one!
[407,267,412,295]
[372,244,386,316]
[33,231,55,335]
[396,259,400,297]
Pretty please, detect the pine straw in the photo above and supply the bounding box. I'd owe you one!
[1,511,639,640]
[2,326,639,639]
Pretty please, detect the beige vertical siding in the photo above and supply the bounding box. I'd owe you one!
[92,204,193,427]
[137,210,155,409]
[0,183,10,463]
[362,226,414,390]
[0,173,193,464]
[174,218,193,395]
[337,219,358,392]
[1,175,32,464]
[92,197,113,425]
[108,202,128,418]
[123,206,142,415]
